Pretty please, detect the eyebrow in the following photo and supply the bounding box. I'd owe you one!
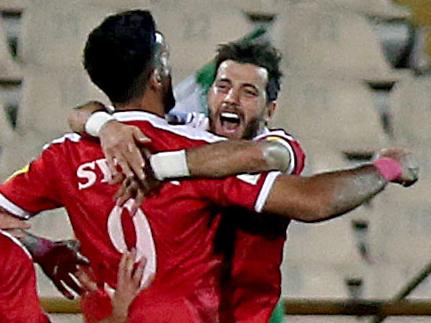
[216,78,259,91]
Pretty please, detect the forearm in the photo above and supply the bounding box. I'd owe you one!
[264,165,387,222]
[68,101,107,135]
[185,140,289,178]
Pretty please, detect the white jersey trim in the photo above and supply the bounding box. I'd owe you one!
[43,133,82,150]
[0,193,32,219]
[0,229,32,259]
[113,111,226,143]
[254,171,281,213]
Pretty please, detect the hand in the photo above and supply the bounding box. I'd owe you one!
[377,148,419,187]
[99,121,151,183]
[77,249,152,323]
[0,209,31,230]
[111,249,151,319]
[35,239,90,299]
[115,148,162,214]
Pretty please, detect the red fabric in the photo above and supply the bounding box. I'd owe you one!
[0,111,278,322]
[218,129,306,323]
[0,232,48,323]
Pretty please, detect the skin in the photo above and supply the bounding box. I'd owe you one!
[77,250,152,323]
[67,36,419,222]
[207,60,276,140]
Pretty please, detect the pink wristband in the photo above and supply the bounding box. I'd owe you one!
[373,157,402,182]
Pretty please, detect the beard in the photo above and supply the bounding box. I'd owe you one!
[163,75,176,114]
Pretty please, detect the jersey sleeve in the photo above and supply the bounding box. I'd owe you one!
[0,144,63,219]
[254,129,306,175]
[195,171,281,213]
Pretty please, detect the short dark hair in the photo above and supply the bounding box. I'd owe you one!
[214,42,283,102]
[83,10,157,104]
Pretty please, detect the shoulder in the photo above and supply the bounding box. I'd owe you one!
[114,111,226,147]
[255,128,306,175]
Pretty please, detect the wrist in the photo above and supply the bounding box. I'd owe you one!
[20,234,56,262]
[85,111,115,137]
[150,150,190,180]
[373,157,402,182]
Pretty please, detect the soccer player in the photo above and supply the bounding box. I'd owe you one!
[0,214,49,322]
[0,9,418,323]
[69,41,306,323]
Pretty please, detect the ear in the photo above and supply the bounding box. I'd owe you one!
[265,101,277,123]
[149,69,162,90]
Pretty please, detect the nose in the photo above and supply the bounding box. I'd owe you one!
[224,87,240,105]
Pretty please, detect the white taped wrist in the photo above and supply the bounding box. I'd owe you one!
[150,150,190,180]
[85,111,115,137]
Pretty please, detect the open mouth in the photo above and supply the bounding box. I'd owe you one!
[220,112,241,131]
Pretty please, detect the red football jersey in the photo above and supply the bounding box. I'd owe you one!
[217,128,305,323]
[0,231,48,323]
[0,111,280,323]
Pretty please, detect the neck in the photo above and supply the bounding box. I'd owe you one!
[114,95,165,117]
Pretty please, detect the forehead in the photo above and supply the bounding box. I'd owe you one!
[215,60,268,88]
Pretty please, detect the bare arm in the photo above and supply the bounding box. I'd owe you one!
[263,148,418,222]
[68,101,107,135]
[69,104,291,180]
[264,165,385,222]
[185,139,291,177]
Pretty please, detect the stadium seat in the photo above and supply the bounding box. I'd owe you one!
[17,64,107,137]
[0,0,28,12]
[19,1,112,68]
[316,0,410,19]
[271,74,388,152]
[0,17,21,80]
[391,74,431,145]
[272,2,396,81]
[150,0,253,83]
[0,101,14,145]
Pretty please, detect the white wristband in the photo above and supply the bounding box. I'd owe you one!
[85,111,115,137]
[150,150,190,180]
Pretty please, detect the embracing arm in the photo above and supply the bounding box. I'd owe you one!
[69,103,292,181]
[262,148,418,222]
[184,139,291,177]
[263,165,385,222]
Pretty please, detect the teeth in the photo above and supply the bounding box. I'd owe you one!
[221,112,240,120]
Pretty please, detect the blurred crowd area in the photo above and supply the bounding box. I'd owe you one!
[0,1,430,322]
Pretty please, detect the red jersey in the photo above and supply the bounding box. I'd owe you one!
[0,231,48,323]
[217,129,305,323]
[0,111,280,323]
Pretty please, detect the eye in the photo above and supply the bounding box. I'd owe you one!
[216,82,230,93]
[243,88,258,97]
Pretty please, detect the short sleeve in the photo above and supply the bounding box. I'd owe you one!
[195,171,281,213]
[254,129,306,175]
[0,145,63,219]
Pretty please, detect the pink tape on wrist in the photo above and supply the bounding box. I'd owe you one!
[373,157,402,182]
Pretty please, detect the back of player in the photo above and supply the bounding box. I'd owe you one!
[0,231,48,323]
[0,112,281,322]
[217,129,305,323]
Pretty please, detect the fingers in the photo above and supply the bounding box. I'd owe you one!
[115,178,138,207]
[133,128,151,145]
[52,277,75,300]
[0,213,31,230]
[134,257,148,288]
[76,269,98,293]
[61,272,83,296]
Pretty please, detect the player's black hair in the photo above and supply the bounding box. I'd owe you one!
[214,42,283,102]
[83,10,157,104]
